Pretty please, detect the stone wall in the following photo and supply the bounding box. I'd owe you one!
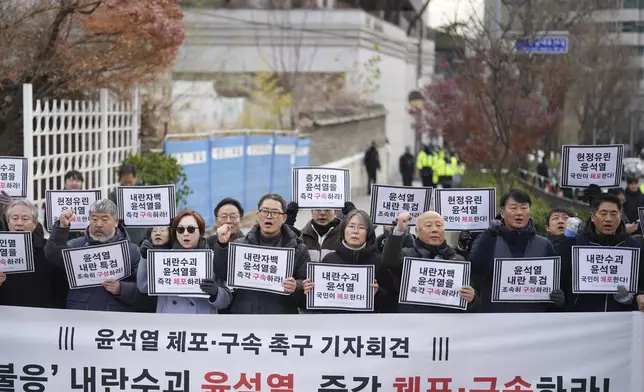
[302,107,387,166]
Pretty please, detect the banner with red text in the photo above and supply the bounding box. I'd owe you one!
[0,306,642,391]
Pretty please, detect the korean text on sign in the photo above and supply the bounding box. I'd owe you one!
[227,243,295,295]
[399,258,471,310]
[147,249,214,297]
[492,257,561,303]
[0,156,27,197]
[434,188,496,232]
[0,232,34,274]
[117,185,176,228]
[306,263,375,311]
[369,185,432,226]
[292,167,350,209]
[572,246,640,293]
[560,144,623,188]
[45,190,101,232]
[62,241,132,289]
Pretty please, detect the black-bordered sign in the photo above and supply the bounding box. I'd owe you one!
[227,242,295,295]
[560,144,623,188]
[369,184,432,227]
[434,188,496,232]
[117,185,176,228]
[292,167,351,209]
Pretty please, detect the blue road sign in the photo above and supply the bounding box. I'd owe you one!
[515,36,569,54]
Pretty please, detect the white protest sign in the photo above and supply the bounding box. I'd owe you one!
[434,188,496,231]
[227,243,295,295]
[560,144,623,188]
[117,185,176,228]
[492,257,561,303]
[0,157,27,197]
[369,184,432,226]
[62,241,132,289]
[147,249,214,297]
[0,306,642,391]
[306,263,375,311]
[45,190,101,232]
[572,246,640,293]
[292,167,350,209]
[399,258,470,310]
[0,232,34,274]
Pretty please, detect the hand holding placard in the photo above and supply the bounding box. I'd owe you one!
[59,209,75,229]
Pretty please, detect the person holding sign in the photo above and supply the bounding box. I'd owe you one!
[302,210,383,312]
[469,190,566,312]
[137,210,231,314]
[0,200,67,309]
[382,211,480,313]
[42,170,86,241]
[44,199,141,312]
[283,201,355,262]
[214,193,310,314]
[558,193,644,312]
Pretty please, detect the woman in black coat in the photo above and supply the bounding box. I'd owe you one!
[302,209,394,312]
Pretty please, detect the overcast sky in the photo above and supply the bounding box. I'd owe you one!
[427,0,484,29]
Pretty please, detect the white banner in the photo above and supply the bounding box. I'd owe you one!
[117,185,176,228]
[560,144,623,188]
[45,190,101,232]
[572,246,640,294]
[0,232,34,274]
[306,263,375,312]
[292,167,350,209]
[0,307,642,391]
[492,257,561,303]
[369,184,432,226]
[147,249,214,297]
[62,241,132,289]
[227,243,295,295]
[434,188,496,232]
[0,156,27,197]
[399,258,470,310]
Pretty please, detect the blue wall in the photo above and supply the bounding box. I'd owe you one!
[165,134,311,227]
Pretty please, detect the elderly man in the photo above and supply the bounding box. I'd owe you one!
[207,198,244,251]
[215,193,310,314]
[0,199,67,308]
[44,199,141,312]
[469,189,565,312]
[382,211,480,313]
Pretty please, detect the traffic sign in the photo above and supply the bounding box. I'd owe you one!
[515,36,569,54]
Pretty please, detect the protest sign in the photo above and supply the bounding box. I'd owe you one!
[292,167,350,209]
[492,257,561,302]
[572,245,640,293]
[0,157,28,197]
[0,232,34,274]
[434,188,496,231]
[306,263,375,311]
[62,241,131,289]
[117,185,176,228]
[399,258,470,310]
[369,185,432,226]
[560,144,623,188]
[45,190,101,232]
[227,243,295,295]
[147,249,214,297]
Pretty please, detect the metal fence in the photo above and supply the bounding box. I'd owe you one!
[22,84,140,224]
[164,131,311,227]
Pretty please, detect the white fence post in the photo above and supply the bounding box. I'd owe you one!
[22,84,34,201]
[100,89,110,198]
[132,87,140,154]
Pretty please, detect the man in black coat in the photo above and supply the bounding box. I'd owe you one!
[624,177,644,228]
[363,141,380,195]
[399,146,415,186]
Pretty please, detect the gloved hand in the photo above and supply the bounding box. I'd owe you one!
[285,202,299,226]
[139,239,153,259]
[549,289,565,307]
[342,201,356,216]
[614,285,634,304]
[200,279,220,301]
[487,220,502,237]
[457,230,473,252]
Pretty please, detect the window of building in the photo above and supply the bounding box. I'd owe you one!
[623,21,637,32]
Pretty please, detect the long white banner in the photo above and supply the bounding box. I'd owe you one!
[0,306,642,391]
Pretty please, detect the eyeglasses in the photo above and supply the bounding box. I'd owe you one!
[259,209,284,218]
[176,226,197,234]
[217,213,240,221]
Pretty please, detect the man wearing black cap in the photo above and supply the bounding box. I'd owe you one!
[207,198,245,249]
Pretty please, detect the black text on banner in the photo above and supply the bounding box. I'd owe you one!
[572,245,640,294]
[492,257,561,303]
[399,257,471,310]
[292,167,350,209]
[369,184,432,226]
[306,263,375,312]
[62,241,132,289]
[117,185,176,228]
[0,232,34,274]
[147,249,214,297]
[227,243,295,295]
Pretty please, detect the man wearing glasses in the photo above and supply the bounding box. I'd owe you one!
[213,193,310,314]
[207,198,244,249]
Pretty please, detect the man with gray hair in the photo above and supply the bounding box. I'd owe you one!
[0,199,67,308]
[44,199,141,312]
